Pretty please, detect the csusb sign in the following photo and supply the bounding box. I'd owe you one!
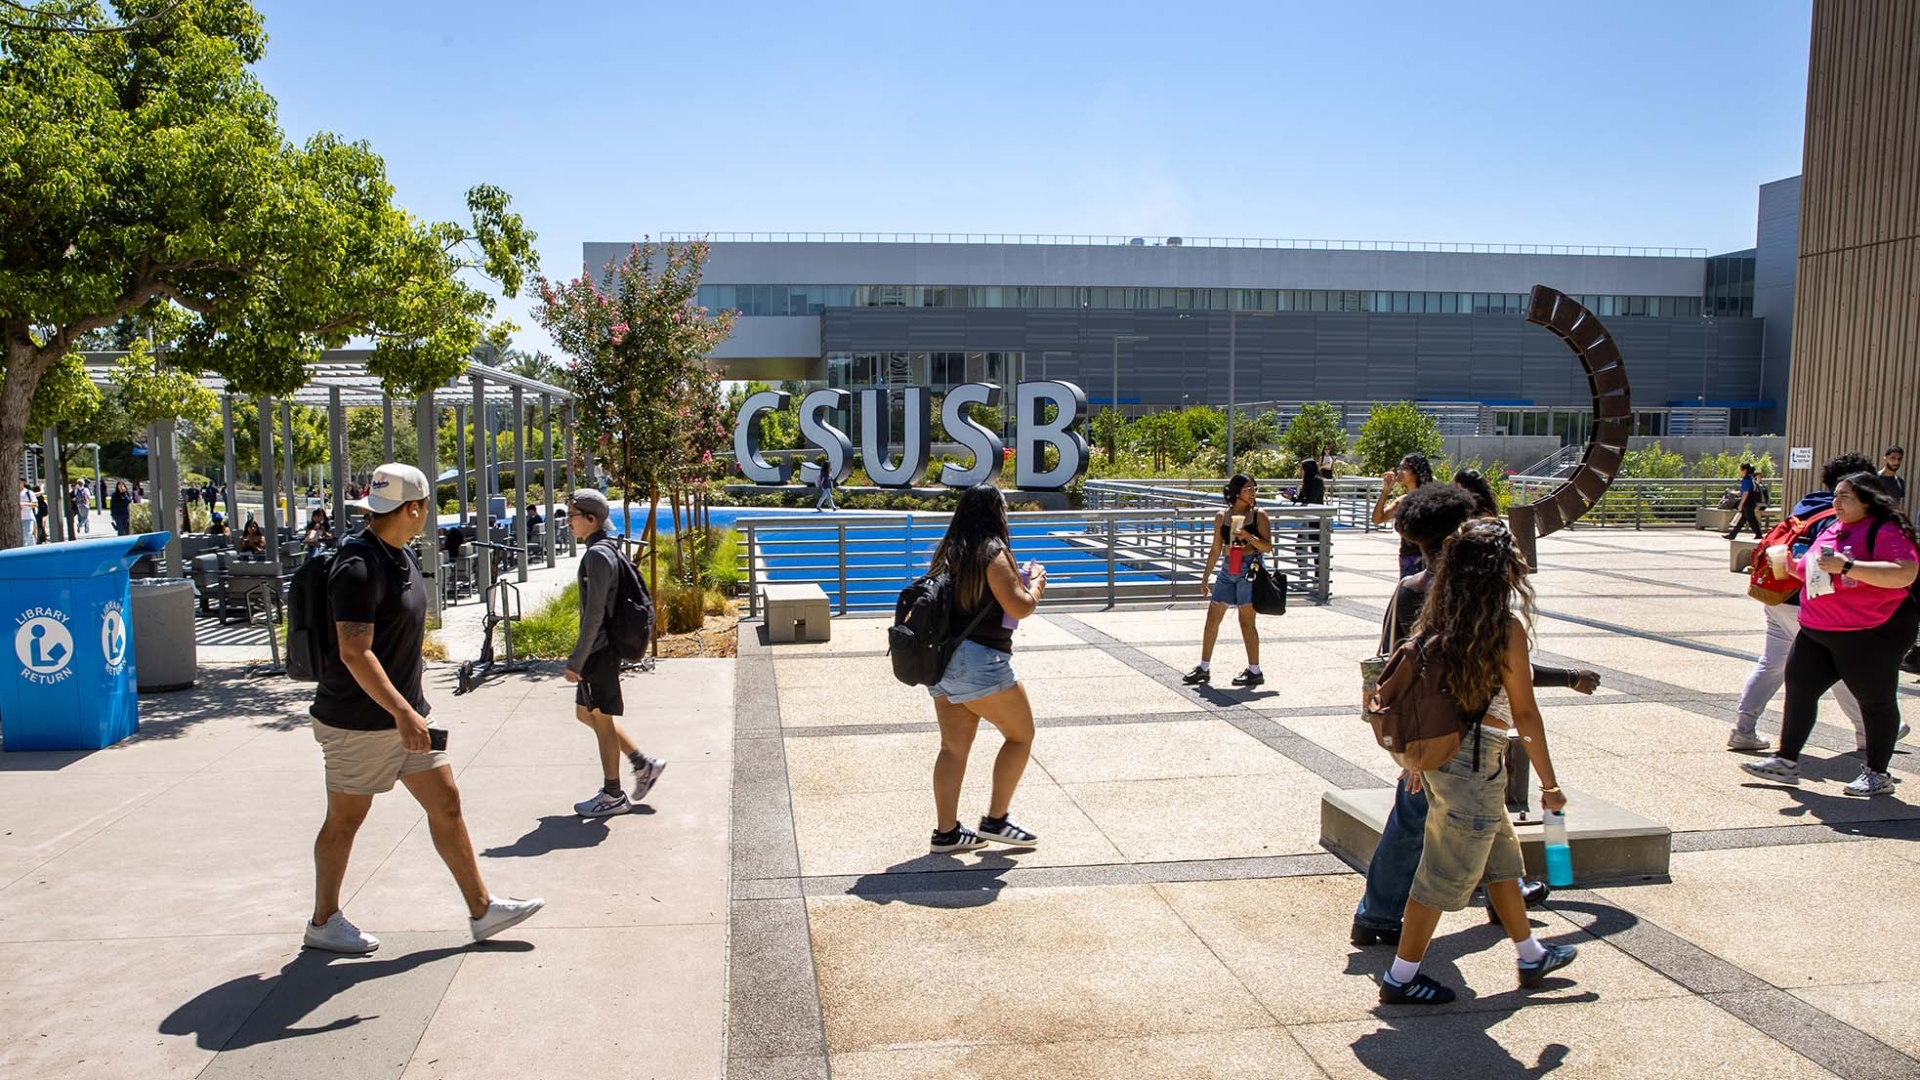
[733,381,1091,493]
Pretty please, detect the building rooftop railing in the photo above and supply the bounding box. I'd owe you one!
[657,232,1709,259]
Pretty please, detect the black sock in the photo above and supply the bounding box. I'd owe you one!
[628,750,647,771]
[603,778,623,797]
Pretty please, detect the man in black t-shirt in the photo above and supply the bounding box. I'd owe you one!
[303,463,543,954]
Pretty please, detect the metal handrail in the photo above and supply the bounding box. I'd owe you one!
[660,232,1707,258]
[740,505,1335,615]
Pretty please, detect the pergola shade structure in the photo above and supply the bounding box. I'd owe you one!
[75,348,577,618]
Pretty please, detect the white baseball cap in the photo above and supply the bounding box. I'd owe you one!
[351,463,431,514]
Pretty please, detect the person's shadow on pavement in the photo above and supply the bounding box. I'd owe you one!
[480,813,647,858]
[846,851,1024,909]
[160,941,533,1051]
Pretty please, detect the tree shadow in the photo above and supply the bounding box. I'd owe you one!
[481,811,652,858]
[160,940,533,1051]
[845,850,1026,909]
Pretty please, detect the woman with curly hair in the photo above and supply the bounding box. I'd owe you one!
[1372,452,1435,577]
[1452,468,1500,520]
[1742,473,1919,797]
[1377,519,1576,1005]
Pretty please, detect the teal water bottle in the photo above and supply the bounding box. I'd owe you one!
[1543,809,1574,887]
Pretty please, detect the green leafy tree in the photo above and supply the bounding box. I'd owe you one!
[1177,404,1224,451]
[182,397,328,480]
[0,0,538,546]
[1090,408,1125,460]
[1690,446,1775,479]
[727,381,798,451]
[1131,411,1197,473]
[1618,442,1686,479]
[1352,402,1445,475]
[1230,408,1283,452]
[1280,402,1348,467]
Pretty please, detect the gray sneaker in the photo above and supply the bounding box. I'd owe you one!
[1740,756,1801,785]
[630,756,666,803]
[303,910,379,954]
[1727,729,1770,752]
[1844,769,1896,797]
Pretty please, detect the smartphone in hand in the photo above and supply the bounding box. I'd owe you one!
[428,726,449,752]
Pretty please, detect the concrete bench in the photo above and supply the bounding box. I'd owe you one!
[1730,538,1759,574]
[1696,507,1736,531]
[764,583,831,643]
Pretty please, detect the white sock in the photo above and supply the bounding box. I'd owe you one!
[1196,661,1210,671]
[1388,955,1421,984]
[1515,935,1548,963]
[1248,665,1262,675]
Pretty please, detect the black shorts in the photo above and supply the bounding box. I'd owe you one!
[575,649,624,716]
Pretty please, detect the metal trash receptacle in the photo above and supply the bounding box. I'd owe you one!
[130,577,197,692]
[0,532,171,752]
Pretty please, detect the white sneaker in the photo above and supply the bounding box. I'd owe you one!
[303,910,379,954]
[630,756,667,803]
[470,896,545,942]
[574,789,631,817]
[1844,769,1896,797]
[1740,756,1801,785]
[1727,730,1770,751]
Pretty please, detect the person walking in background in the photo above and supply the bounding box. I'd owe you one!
[1742,473,1920,797]
[74,481,91,533]
[1373,452,1435,576]
[564,489,665,819]
[19,481,36,547]
[925,484,1045,853]
[1352,484,1596,948]
[1320,443,1339,476]
[305,463,542,954]
[1185,474,1274,689]
[1374,518,1578,1005]
[1723,462,1766,540]
[1453,468,1501,520]
[1880,445,1906,502]
[1288,458,1325,505]
[814,461,838,512]
[1728,453,1881,753]
[33,484,48,543]
[109,481,131,536]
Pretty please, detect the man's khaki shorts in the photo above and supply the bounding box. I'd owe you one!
[312,718,450,794]
[1411,726,1526,912]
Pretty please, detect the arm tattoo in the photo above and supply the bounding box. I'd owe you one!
[336,621,375,650]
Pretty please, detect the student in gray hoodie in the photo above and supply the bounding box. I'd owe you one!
[563,489,665,817]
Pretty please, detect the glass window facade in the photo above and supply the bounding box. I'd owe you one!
[823,350,1027,435]
[699,284,1709,318]
[1703,252,1756,318]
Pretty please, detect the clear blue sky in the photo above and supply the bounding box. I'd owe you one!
[255,0,1814,355]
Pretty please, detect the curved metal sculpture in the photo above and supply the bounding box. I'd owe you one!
[1508,285,1632,570]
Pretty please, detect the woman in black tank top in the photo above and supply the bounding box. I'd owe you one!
[923,485,1048,854]
[1182,474,1275,689]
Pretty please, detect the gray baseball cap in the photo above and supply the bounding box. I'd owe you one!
[569,488,612,524]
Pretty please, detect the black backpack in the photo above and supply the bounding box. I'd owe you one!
[286,547,341,682]
[591,539,656,661]
[888,571,991,686]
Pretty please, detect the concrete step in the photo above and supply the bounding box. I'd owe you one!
[1320,785,1672,886]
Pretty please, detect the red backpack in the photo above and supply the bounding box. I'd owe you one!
[1747,507,1838,605]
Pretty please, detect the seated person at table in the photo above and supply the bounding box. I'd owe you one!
[207,512,230,537]
[237,519,268,555]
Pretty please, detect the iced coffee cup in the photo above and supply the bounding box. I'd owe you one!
[1766,544,1790,577]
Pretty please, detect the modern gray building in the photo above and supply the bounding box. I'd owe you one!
[587,189,1798,444]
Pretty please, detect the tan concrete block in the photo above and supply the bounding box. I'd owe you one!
[1158,876,1684,1026]
[791,781,1124,877]
[1064,771,1327,862]
[1288,996,1839,1079]
[1595,841,1920,988]
[1032,719,1296,784]
[807,885,1271,1053]
[830,1028,1323,1080]
[404,925,725,1080]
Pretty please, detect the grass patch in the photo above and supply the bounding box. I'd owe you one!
[513,582,583,659]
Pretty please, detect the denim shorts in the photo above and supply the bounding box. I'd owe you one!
[1410,726,1525,911]
[928,639,1019,704]
[1210,559,1259,607]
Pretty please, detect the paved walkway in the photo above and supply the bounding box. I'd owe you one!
[5,526,1920,1078]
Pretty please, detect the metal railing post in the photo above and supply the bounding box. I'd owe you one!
[838,522,848,615]
[1317,513,1333,601]
[747,524,759,617]
[1106,514,1118,607]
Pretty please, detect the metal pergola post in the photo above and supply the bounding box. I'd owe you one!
[470,371,491,598]
[417,390,442,619]
[564,403,577,554]
[257,396,278,559]
[381,396,395,463]
[328,388,347,530]
[455,402,469,526]
[41,427,65,543]
[221,393,239,525]
[543,392,557,566]
[279,399,296,545]
[514,384,528,584]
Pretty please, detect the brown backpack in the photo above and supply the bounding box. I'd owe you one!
[1366,637,1487,771]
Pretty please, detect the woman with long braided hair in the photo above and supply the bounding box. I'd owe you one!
[1743,473,1920,796]
[1377,518,1577,1006]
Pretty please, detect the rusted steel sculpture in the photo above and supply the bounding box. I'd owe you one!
[1508,285,1632,572]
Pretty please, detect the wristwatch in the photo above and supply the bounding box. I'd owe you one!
[1841,557,1856,577]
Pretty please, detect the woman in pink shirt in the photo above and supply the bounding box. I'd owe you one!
[1743,473,1920,796]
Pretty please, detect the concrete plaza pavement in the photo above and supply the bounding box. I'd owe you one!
[6,525,1920,1078]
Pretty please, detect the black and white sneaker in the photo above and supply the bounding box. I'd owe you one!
[1518,943,1579,988]
[1379,972,1456,1005]
[977,814,1041,848]
[1231,668,1265,688]
[930,825,989,853]
[629,755,667,803]
[1182,665,1211,685]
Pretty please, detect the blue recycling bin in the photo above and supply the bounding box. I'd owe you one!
[0,532,171,752]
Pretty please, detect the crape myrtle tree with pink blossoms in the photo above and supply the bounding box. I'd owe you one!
[533,240,736,622]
